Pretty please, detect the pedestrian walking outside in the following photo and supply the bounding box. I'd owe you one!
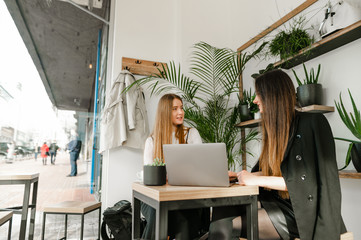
[49,141,59,165]
[67,138,82,177]
[34,143,40,161]
[40,142,49,165]
[6,141,15,163]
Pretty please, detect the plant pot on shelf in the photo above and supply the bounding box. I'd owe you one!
[296,84,322,107]
[239,104,252,121]
[143,165,166,186]
[351,143,361,172]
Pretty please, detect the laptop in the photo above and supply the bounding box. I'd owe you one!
[163,143,230,187]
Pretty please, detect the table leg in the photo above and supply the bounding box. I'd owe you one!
[246,195,259,240]
[19,182,31,240]
[155,202,168,240]
[132,194,141,239]
[29,180,38,240]
[8,217,12,240]
[98,207,101,240]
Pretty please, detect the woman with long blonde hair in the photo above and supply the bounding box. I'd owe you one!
[142,93,204,240]
[209,69,346,239]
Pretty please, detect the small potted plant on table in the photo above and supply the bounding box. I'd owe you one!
[143,158,167,186]
[292,63,322,107]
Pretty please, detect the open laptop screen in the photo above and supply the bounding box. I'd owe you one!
[163,143,230,187]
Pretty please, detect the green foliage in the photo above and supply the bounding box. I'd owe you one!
[251,63,279,79]
[148,158,165,166]
[334,89,361,170]
[292,63,321,86]
[269,17,313,60]
[239,88,259,114]
[126,41,266,170]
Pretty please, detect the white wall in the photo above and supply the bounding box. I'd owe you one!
[101,0,177,208]
[103,0,361,237]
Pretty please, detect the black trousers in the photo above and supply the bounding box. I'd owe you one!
[141,202,207,240]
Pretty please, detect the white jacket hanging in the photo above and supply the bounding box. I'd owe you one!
[99,70,149,152]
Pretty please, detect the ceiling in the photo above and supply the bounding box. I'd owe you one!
[4,0,109,112]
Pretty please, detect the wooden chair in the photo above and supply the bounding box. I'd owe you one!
[41,201,101,240]
[0,211,13,240]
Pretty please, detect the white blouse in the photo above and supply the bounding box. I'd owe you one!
[143,128,202,165]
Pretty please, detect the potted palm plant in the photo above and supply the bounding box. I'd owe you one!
[143,158,166,186]
[292,63,322,107]
[334,89,361,172]
[126,41,266,170]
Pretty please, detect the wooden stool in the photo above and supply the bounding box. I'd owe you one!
[0,211,13,240]
[41,201,101,240]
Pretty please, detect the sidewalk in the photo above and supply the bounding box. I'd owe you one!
[0,153,100,240]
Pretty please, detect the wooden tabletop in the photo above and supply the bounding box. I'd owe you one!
[132,182,259,201]
[0,173,39,180]
[0,211,13,226]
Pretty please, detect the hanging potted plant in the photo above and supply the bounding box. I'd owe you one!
[268,16,313,61]
[143,158,167,186]
[334,89,361,172]
[292,63,322,107]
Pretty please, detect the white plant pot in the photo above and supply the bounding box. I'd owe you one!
[254,112,261,119]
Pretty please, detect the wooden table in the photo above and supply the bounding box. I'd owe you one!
[0,173,39,240]
[132,182,259,240]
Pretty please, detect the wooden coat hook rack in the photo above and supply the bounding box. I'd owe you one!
[122,57,166,76]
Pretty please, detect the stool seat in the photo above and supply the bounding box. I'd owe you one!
[42,201,101,240]
[43,201,101,214]
[0,211,13,240]
[0,211,13,226]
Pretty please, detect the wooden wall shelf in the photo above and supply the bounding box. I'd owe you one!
[236,119,261,128]
[339,170,361,179]
[274,20,361,69]
[296,105,334,113]
[236,105,334,128]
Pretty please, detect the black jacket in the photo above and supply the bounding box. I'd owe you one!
[281,112,346,239]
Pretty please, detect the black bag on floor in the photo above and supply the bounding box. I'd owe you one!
[101,200,132,240]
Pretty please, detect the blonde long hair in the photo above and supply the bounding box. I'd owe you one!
[255,69,296,198]
[152,94,186,161]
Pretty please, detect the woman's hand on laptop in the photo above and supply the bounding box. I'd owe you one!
[237,170,259,186]
[228,171,237,178]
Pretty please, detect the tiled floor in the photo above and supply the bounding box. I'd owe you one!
[0,153,100,240]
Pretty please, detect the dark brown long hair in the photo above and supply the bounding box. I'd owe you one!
[152,94,186,161]
[255,69,296,196]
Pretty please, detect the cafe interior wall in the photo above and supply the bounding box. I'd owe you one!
[102,0,360,237]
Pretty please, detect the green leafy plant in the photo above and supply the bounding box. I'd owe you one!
[292,63,321,86]
[239,88,258,114]
[148,158,166,166]
[269,16,313,60]
[126,41,266,170]
[334,89,361,170]
[251,63,279,79]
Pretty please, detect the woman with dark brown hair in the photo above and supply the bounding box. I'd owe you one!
[209,69,346,240]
